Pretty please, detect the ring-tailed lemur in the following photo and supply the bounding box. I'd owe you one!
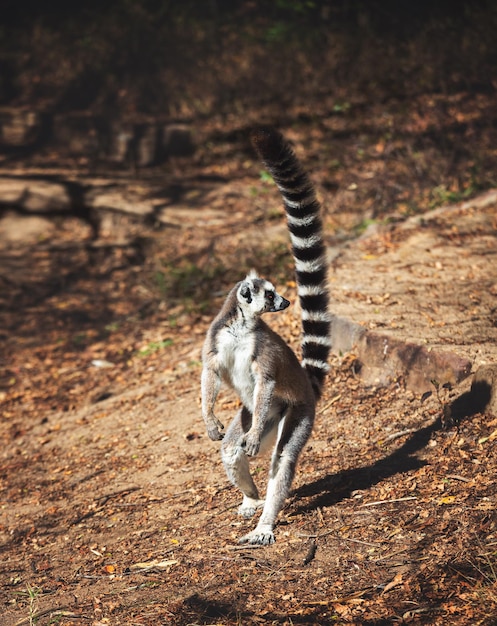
[201,127,331,545]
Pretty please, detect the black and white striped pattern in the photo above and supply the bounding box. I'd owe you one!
[251,127,331,399]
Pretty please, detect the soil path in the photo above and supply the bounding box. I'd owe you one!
[1,130,497,624]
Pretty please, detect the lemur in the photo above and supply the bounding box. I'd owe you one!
[201,127,331,545]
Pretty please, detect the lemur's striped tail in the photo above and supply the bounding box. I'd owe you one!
[251,127,331,400]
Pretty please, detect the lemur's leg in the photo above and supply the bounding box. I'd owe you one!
[221,407,265,518]
[239,404,314,545]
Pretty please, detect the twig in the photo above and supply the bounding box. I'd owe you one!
[446,474,470,483]
[96,486,141,505]
[304,587,375,605]
[72,486,142,525]
[318,394,342,414]
[380,429,417,444]
[339,536,382,548]
[361,496,417,507]
[299,529,382,547]
[227,544,266,551]
[16,608,89,625]
[372,547,410,562]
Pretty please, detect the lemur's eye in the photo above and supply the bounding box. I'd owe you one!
[265,291,274,301]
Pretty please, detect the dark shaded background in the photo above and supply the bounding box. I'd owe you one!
[1,0,496,119]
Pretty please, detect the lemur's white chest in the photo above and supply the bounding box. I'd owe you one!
[216,324,256,410]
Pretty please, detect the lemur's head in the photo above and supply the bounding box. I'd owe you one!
[237,270,290,316]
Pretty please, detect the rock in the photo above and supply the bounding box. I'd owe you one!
[470,364,497,415]
[330,314,472,393]
[52,113,104,157]
[86,188,155,218]
[355,332,472,393]
[0,108,45,147]
[107,122,194,166]
[136,124,161,167]
[108,124,135,164]
[329,200,497,397]
[161,124,195,157]
[0,212,55,243]
[1,107,195,166]
[0,178,71,212]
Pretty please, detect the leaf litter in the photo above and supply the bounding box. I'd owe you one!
[1,99,497,625]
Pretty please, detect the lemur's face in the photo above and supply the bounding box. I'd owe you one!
[237,272,290,316]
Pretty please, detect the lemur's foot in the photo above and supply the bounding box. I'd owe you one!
[238,524,275,545]
[238,497,265,519]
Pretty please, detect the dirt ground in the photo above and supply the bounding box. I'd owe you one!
[1,103,497,625]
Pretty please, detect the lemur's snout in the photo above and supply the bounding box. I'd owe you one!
[269,295,290,312]
[278,297,290,311]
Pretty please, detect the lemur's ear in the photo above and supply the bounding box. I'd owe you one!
[240,283,252,303]
[247,269,259,280]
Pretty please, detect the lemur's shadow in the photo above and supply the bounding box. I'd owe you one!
[292,368,492,513]
[291,417,441,514]
[292,377,490,513]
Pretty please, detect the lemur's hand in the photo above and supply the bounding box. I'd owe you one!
[206,416,225,441]
[239,430,260,457]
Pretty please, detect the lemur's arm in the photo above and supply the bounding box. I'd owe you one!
[239,363,276,456]
[201,362,225,441]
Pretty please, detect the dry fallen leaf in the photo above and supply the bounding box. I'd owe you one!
[382,572,404,595]
[129,558,178,571]
[438,495,456,505]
